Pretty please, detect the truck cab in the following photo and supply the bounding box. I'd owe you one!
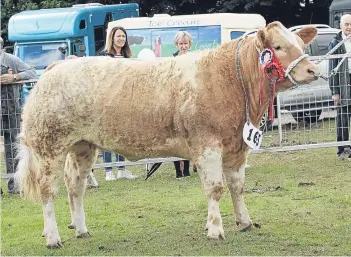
[8,3,139,77]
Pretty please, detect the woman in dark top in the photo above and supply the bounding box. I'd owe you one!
[99,26,137,180]
[99,26,132,58]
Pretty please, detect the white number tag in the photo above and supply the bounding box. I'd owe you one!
[243,122,263,150]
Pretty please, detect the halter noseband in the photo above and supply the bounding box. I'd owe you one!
[284,53,309,85]
[259,48,309,86]
[258,48,309,120]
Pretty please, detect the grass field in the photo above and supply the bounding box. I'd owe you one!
[1,147,351,256]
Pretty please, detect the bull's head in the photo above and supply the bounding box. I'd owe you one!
[256,21,320,91]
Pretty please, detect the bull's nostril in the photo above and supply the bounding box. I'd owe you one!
[308,69,315,75]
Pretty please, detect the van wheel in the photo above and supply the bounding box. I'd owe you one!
[260,112,273,132]
[292,110,322,123]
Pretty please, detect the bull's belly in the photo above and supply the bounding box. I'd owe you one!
[88,131,190,161]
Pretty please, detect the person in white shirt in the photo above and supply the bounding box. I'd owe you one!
[328,14,351,160]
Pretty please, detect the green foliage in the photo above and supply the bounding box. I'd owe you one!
[1,0,37,44]
[1,0,71,46]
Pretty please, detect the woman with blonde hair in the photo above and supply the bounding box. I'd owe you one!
[173,31,193,56]
[173,30,193,178]
[146,31,195,179]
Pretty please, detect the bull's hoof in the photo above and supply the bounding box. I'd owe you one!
[77,231,90,238]
[207,226,225,240]
[68,224,76,229]
[46,241,63,249]
[239,223,253,232]
[205,222,209,231]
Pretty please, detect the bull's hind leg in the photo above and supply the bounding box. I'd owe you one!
[64,141,98,238]
[39,157,66,248]
[197,148,225,239]
[224,162,252,231]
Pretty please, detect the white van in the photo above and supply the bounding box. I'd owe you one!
[107,13,266,57]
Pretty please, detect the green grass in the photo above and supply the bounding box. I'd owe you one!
[1,147,351,255]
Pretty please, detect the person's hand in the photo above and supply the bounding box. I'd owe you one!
[332,94,340,106]
[0,74,15,84]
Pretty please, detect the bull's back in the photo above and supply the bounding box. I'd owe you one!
[22,57,196,157]
[87,58,192,153]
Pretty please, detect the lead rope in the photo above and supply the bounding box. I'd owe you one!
[314,36,351,80]
[318,35,351,64]
[235,37,250,124]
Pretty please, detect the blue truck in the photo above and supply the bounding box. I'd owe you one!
[8,3,139,77]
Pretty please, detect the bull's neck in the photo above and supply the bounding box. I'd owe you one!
[202,37,271,126]
[239,38,271,125]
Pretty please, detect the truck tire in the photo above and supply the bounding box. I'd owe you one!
[292,109,322,123]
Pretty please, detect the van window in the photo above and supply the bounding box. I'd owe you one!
[126,25,221,57]
[316,33,337,55]
[230,31,245,40]
[79,20,86,29]
[94,26,105,53]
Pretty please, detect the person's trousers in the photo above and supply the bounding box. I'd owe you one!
[336,104,351,155]
[174,160,190,178]
[1,84,21,192]
[102,151,125,171]
[335,73,351,155]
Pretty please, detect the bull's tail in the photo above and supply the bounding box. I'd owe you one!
[15,137,41,201]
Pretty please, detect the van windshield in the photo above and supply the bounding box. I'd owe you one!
[17,42,67,69]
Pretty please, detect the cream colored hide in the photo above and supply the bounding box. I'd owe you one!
[16,21,319,248]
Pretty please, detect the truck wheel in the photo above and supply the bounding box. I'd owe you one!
[292,110,322,123]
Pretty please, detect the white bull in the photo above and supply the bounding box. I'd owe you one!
[16,21,319,248]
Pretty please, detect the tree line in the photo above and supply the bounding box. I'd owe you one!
[1,0,334,45]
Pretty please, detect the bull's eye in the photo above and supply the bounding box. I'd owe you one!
[274,46,281,50]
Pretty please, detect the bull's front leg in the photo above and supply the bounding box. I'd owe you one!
[197,148,225,239]
[224,162,252,231]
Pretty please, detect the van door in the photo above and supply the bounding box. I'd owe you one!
[89,12,111,55]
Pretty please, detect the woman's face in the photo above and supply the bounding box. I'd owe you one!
[113,29,126,48]
[176,38,190,55]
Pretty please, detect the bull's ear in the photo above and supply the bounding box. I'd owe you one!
[295,27,317,46]
[256,28,267,48]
